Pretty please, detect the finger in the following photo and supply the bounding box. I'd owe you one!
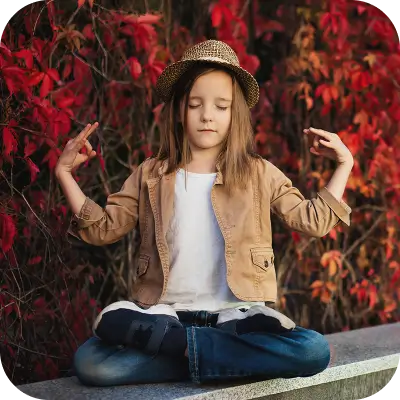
[83,139,94,155]
[74,153,89,166]
[310,147,321,155]
[309,127,334,140]
[75,123,93,142]
[74,124,99,151]
[318,139,334,148]
[83,122,99,141]
[73,122,99,146]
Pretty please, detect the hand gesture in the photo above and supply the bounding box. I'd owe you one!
[304,127,354,165]
[56,122,99,174]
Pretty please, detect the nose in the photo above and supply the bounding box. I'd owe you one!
[201,106,213,122]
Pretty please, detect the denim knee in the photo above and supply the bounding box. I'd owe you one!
[298,330,331,375]
[73,339,115,386]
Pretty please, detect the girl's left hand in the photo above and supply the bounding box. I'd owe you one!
[303,127,354,165]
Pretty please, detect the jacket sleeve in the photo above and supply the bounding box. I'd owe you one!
[67,162,144,246]
[268,161,351,237]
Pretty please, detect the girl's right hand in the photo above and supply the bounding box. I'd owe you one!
[55,122,99,175]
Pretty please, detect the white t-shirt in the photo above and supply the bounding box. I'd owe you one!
[160,169,262,312]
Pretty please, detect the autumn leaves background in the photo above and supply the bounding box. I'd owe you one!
[0,0,399,385]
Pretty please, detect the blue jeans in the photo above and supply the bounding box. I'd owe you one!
[73,315,330,386]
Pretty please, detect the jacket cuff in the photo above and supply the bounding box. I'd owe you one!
[67,197,102,238]
[317,187,351,227]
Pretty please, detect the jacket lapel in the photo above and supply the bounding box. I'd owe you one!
[146,161,175,240]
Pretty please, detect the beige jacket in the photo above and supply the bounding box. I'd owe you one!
[69,157,351,308]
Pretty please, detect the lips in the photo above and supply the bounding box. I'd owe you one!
[199,129,216,132]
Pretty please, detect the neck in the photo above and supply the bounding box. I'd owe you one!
[184,149,221,174]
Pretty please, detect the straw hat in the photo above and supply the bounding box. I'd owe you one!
[156,40,259,108]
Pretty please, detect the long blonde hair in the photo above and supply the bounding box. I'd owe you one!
[156,63,260,193]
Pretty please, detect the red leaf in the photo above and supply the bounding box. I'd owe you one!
[14,49,34,69]
[310,280,324,289]
[291,231,301,243]
[26,158,40,183]
[46,68,60,82]
[82,24,95,40]
[0,42,12,58]
[3,126,18,156]
[0,213,17,253]
[263,20,285,32]
[369,286,378,309]
[384,302,397,313]
[28,71,45,87]
[390,269,400,288]
[40,74,53,98]
[33,297,46,309]
[63,61,73,79]
[77,0,86,7]
[4,77,19,95]
[31,38,45,63]
[96,143,105,171]
[242,54,260,75]
[24,141,37,158]
[357,5,366,15]
[42,148,61,170]
[124,57,142,80]
[60,97,76,108]
[211,5,223,27]
[28,256,42,265]
[329,228,337,240]
[136,14,162,25]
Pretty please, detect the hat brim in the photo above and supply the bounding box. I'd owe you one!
[155,59,259,108]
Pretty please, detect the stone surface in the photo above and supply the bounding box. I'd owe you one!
[326,322,400,366]
[260,369,397,400]
[17,323,400,400]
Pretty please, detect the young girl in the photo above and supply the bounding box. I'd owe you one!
[55,40,353,386]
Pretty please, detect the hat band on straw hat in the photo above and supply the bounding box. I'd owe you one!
[183,56,239,66]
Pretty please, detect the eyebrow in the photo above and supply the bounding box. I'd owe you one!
[189,96,232,102]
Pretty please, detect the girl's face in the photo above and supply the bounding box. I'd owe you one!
[180,69,232,156]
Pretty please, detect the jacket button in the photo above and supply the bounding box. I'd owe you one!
[264,260,269,268]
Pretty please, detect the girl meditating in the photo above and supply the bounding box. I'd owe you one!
[55,40,353,386]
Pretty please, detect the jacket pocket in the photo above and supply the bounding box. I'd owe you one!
[250,247,275,272]
[137,255,150,276]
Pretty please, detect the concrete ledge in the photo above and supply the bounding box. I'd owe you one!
[17,323,400,400]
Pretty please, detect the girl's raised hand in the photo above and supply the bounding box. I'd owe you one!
[55,122,99,175]
[304,127,353,165]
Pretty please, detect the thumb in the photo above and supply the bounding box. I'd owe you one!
[75,153,89,165]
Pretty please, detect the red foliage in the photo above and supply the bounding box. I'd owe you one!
[0,0,399,385]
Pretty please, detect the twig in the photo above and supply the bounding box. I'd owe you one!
[233,0,251,38]
[342,213,385,259]
[0,171,53,241]
[72,53,131,85]
[33,0,56,35]
[6,341,69,360]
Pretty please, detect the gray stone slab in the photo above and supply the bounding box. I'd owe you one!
[17,323,400,400]
[325,322,400,366]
